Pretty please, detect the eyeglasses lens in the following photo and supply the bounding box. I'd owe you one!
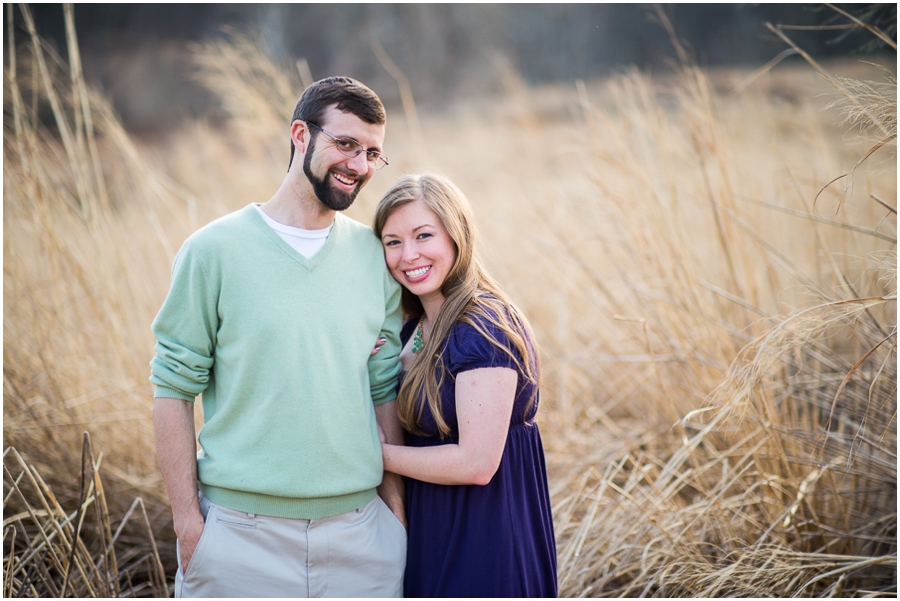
[323,128,387,169]
[333,138,361,158]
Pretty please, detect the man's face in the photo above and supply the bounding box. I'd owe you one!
[302,106,386,212]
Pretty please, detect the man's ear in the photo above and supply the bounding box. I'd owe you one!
[291,120,309,155]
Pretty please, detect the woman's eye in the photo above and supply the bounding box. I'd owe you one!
[417,233,432,240]
[384,240,399,247]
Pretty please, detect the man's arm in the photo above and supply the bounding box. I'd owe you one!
[153,397,205,571]
[374,399,406,530]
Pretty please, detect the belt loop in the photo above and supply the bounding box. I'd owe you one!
[248,513,256,519]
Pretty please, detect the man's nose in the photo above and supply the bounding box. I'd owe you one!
[347,150,369,173]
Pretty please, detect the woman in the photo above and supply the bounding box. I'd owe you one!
[374,173,557,597]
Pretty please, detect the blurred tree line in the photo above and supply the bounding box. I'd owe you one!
[5,3,896,132]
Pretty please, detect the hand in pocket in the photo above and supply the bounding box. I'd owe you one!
[179,513,206,572]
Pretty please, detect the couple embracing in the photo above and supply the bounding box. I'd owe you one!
[150,77,557,598]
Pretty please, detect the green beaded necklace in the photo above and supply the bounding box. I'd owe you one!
[411,315,425,353]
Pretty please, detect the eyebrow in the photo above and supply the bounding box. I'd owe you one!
[380,224,434,240]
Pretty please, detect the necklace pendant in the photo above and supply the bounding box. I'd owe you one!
[411,316,424,353]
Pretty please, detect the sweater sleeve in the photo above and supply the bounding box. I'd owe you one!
[367,267,403,406]
[149,241,217,402]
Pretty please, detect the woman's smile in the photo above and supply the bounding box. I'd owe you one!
[404,265,431,281]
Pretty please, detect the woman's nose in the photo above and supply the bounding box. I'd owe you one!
[402,243,419,263]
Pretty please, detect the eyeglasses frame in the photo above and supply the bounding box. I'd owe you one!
[306,122,389,169]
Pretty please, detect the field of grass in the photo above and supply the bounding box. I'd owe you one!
[4,8,896,597]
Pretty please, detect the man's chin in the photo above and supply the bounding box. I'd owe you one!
[317,190,357,212]
[321,197,354,211]
[311,179,359,211]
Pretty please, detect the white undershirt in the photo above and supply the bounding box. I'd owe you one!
[254,204,333,259]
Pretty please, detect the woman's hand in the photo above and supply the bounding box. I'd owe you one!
[377,422,387,444]
[370,337,387,356]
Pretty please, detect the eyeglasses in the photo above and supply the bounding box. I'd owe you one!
[307,122,389,170]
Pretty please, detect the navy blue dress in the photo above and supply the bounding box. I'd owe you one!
[400,314,558,598]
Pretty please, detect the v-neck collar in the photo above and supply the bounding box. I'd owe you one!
[246,204,340,272]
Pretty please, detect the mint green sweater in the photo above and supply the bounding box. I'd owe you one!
[150,205,402,519]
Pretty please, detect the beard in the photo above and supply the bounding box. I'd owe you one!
[303,135,363,212]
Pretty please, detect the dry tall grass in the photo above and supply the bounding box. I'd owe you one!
[4,7,896,597]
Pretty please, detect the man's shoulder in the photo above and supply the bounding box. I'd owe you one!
[335,213,381,249]
[335,212,374,235]
[184,205,257,250]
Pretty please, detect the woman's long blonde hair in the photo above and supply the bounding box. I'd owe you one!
[374,173,540,437]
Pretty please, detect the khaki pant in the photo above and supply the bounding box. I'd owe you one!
[175,493,406,597]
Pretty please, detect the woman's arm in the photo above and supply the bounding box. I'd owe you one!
[381,367,517,486]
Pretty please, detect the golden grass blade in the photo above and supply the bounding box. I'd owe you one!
[871,194,897,215]
[91,452,119,597]
[63,2,109,213]
[737,194,897,244]
[135,497,168,598]
[59,432,90,597]
[766,22,894,140]
[4,442,169,597]
[825,3,898,51]
[815,135,899,214]
[731,48,799,96]
[4,453,66,575]
[371,39,425,158]
[18,3,92,217]
[4,526,16,597]
[825,332,895,433]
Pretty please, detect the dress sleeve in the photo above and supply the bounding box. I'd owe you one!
[444,315,520,375]
[149,241,218,402]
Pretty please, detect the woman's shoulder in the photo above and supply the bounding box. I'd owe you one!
[453,294,525,339]
[444,296,525,372]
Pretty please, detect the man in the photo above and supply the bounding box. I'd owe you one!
[150,77,406,597]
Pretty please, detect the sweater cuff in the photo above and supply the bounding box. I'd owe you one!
[154,385,197,402]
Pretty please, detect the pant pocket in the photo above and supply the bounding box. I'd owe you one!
[175,493,216,597]
[376,496,408,541]
[178,505,217,594]
[180,504,277,598]
[175,504,219,597]
[375,497,407,595]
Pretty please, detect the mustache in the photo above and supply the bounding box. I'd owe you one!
[330,166,362,180]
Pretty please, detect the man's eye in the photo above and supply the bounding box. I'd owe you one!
[337,139,355,150]
[366,150,379,160]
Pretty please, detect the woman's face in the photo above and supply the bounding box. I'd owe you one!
[380,199,456,307]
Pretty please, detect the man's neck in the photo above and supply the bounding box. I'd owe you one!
[261,177,336,230]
